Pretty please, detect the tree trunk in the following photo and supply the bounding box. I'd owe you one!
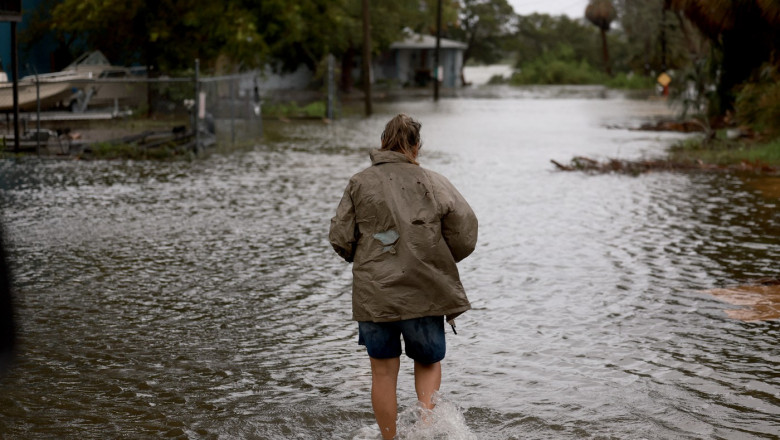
[600,28,612,76]
[144,41,158,118]
[361,0,372,116]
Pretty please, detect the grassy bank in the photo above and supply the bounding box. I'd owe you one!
[553,131,780,175]
[669,134,780,168]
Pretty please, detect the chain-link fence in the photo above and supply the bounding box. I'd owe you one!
[200,73,263,147]
[1,63,338,157]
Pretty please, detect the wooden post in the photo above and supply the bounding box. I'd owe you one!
[361,0,372,116]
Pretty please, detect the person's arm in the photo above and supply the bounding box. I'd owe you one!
[329,181,358,262]
[436,175,478,262]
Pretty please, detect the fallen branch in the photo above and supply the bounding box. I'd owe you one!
[550,156,778,175]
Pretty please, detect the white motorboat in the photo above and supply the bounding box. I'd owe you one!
[0,51,145,111]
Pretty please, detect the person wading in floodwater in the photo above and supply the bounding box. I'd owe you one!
[329,113,478,439]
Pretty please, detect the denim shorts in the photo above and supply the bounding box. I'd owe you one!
[358,316,446,364]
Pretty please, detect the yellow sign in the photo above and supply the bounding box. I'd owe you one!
[657,72,671,87]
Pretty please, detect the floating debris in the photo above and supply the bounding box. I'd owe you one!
[634,119,706,133]
[551,156,778,175]
[704,279,780,322]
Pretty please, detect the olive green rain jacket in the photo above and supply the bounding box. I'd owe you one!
[329,149,478,323]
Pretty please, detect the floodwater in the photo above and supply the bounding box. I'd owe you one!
[1,86,778,439]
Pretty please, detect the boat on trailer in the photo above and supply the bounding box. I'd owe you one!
[0,51,145,112]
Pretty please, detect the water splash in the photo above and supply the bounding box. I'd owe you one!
[397,394,476,440]
[352,393,476,440]
[350,425,383,440]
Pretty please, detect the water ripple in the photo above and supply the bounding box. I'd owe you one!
[1,97,778,439]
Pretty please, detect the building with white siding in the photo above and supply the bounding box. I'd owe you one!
[373,31,467,88]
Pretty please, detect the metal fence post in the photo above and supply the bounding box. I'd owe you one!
[254,76,262,138]
[327,53,334,120]
[230,78,235,145]
[32,65,40,153]
[194,58,200,154]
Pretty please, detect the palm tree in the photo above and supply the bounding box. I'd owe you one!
[585,0,616,75]
[669,0,780,112]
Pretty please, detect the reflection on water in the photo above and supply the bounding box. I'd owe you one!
[705,282,780,322]
[0,91,778,439]
[745,176,780,199]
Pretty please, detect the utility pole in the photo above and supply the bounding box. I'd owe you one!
[434,0,442,102]
[661,0,668,71]
[362,0,372,116]
[11,22,20,153]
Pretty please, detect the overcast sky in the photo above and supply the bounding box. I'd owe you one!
[507,0,590,18]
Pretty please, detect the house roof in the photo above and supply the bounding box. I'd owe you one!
[389,32,467,50]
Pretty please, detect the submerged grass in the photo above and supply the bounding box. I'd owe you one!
[262,101,326,118]
[84,142,192,160]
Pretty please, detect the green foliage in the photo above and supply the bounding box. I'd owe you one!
[603,72,655,89]
[238,0,458,73]
[262,101,326,118]
[447,0,517,66]
[669,0,780,113]
[505,27,656,88]
[510,44,607,85]
[487,74,508,85]
[47,0,267,72]
[301,101,326,118]
[507,2,699,83]
[37,0,456,75]
[735,64,780,138]
[84,141,191,160]
[509,59,603,85]
[613,0,694,74]
[85,142,140,159]
[511,14,620,72]
[668,51,721,138]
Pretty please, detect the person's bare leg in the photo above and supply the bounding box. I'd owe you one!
[414,361,441,409]
[370,356,401,440]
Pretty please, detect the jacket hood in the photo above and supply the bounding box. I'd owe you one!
[370,149,416,166]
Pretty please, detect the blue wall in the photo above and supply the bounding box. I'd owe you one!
[1,0,54,80]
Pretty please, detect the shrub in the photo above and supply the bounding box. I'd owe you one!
[604,72,655,89]
[735,63,780,138]
[510,58,606,85]
[487,74,508,85]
